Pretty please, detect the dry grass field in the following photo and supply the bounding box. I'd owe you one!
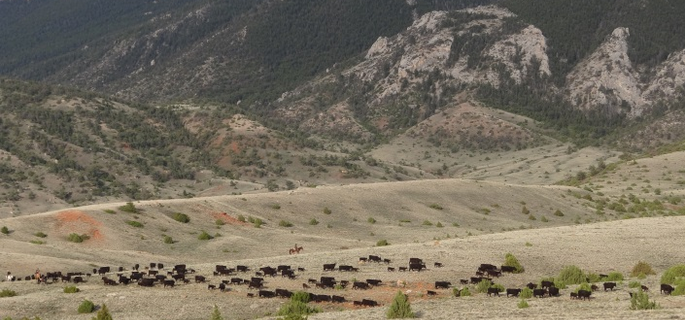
[1,151,684,319]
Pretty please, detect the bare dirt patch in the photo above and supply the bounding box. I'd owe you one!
[53,210,104,241]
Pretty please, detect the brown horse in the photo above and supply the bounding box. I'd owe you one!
[289,244,303,255]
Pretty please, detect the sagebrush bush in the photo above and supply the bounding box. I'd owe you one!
[163,235,174,244]
[172,213,190,223]
[34,232,47,238]
[387,290,414,319]
[77,299,95,313]
[475,280,493,293]
[520,287,533,299]
[629,281,641,288]
[279,220,293,227]
[605,271,624,281]
[323,207,332,215]
[1,226,9,235]
[209,304,223,320]
[672,278,685,296]
[630,290,660,310]
[63,286,79,293]
[215,219,225,226]
[557,265,586,285]
[376,239,390,246]
[118,202,138,213]
[503,253,525,273]
[0,289,17,297]
[660,265,685,284]
[309,218,319,225]
[631,261,656,277]
[125,220,143,228]
[517,299,529,308]
[93,303,113,320]
[197,231,213,240]
[276,291,320,319]
[67,233,89,243]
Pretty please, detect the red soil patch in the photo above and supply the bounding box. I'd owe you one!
[53,210,104,241]
[212,212,249,226]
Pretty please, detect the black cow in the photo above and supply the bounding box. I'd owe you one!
[479,264,497,271]
[591,284,599,291]
[526,282,537,289]
[163,280,175,288]
[506,288,521,297]
[260,267,277,277]
[383,259,392,264]
[314,294,331,302]
[577,289,592,300]
[434,262,443,268]
[73,276,84,284]
[97,267,110,275]
[219,283,227,292]
[359,257,368,263]
[277,265,291,272]
[500,266,516,273]
[353,282,370,290]
[332,295,346,303]
[486,270,502,278]
[368,255,382,263]
[661,284,674,295]
[258,290,276,298]
[641,285,649,292]
[237,265,250,272]
[339,265,354,272]
[460,279,469,285]
[487,287,502,296]
[361,299,379,307]
[533,289,547,298]
[388,267,395,272]
[435,281,451,289]
[409,258,423,264]
[230,278,243,285]
[323,263,336,271]
[248,281,263,289]
[570,292,578,299]
[275,289,293,298]
[603,282,617,291]
[398,267,407,272]
[195,275,206,283]
[366,279,382,286]
[541,280,554,289]
[409,263,425,272]
[138,278,155,287]
[548,286,560,297]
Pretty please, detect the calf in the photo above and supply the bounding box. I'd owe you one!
[487,287,501,297]
[195,275,206,283]
[661,284,675,295]
[506,288,521,297]
[641,285,649,292]
[460,279,469,285]
[526,282,537,289]
[435,281,451,289]
[434,262,443,268]
[591,284,599,291]
[426,290,437,296]
[570,292,578,299]
[603,282,617,291]
[398,267,408,272]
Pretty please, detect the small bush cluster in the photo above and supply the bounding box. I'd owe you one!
[77,299,95,313]
[0,289,17,297]
[520,287,533,299]
[63,286,80,293]
[163,235,174,244]
[368,217,377,224]
[126,220,144,228]
[172,213,190,223]
[1,226,9,235]
[67,233,90,243]
[387,290,414,318]
[92,304,113,320]
[428,203,443,210]
[503,253,525,273]
[279,220,293,227]
[629,290,660,310]
[517,299,529,308]
[197,231,213,240]
[376,239,390,246]
[34,232,47,238]
[660,265,685,284]
[215,219,225,226]
[475,280,493,293]
[276,291,321,319]
[323,207,332,215]
[631,261,656,278]
[557,265,586,285]
[604,272,624,281]
[118,202,138,213]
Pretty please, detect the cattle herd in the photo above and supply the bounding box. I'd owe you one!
[2,254,674,313]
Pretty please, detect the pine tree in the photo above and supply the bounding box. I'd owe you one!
[387,290,414,319]
[92,303,113,320]
[209,305,223,320]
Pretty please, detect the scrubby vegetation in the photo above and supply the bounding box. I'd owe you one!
[503,253,525,273]
[557,265,586,285]
[63,286,80,293]
[125,220,143,228]
[631,261,656,277]
[661,265,685,284]
[276,291,321,319]
[118,202,138,213]
[386,290,414,319]
[77,299,95,313]
[67,233,90,243]
[197,231,213,240]
[172,213,190,223]
[0,289,17,297]
[629,290,659,310]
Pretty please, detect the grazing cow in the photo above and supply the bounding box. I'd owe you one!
[486,270,502,278]
[275,289,293,298]
[434,262,443,268]
[323,263,336,271]
[366,279,382,286]
[533,289,547,298]
[195,275,206,283]
[661,284,675,295]
[383,259,392,264]
[352,282,370,290]
[208,284,216,290]
[506,288,522,297]
[219,283,227,292]
[541,280,554,289]
[248,281,263,289]
[73,276,84,284]
[314,294,331,302]
[577,289,592,300]
[340,280,349,288]
[570,292,578,299]
[479,264,497,271]
[246,293,254,297]
[435,281,451,289]
[281,270,296,278]
[237,265,249,272]
[548,286,560,297]
[308,278,318,284]
[388,267,395,272]
[133,264,140,271]
[258,290,276,298]
[297,267,305,272]
[501,266,516,273]
[487,287,502,296]
[260,267,277,277]
[641,285,649,292]
[339,265,354,272]
[368,255,382,263]
[97,267,110,276]
[118,276,131,285]
[174,264,186,273]
[409,263,425,272]
[603,282,617,291]
[138,278,155,287]
[427,290,437,296]
[277,265,291,272]
[398,267,408,272]
[230,278,243,285]
[526,282,537,290]
[163,280,175,288]
[409,258,423,264]
[591,284,599,291]
[361,299,379,307]
[332,295,346,303]
[460,279,469,285]
[172,274,186,281]
[358,257,368,263]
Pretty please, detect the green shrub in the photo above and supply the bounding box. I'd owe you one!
[428,203,443,210]
[631,261,656,277]
[521,206,530,214]
[605,271,624,281]
[503,253,525,273]
[672,278,685,296]
[118,202,138,213]
[629,281,641,288]
[34,232,47,238]
[517,299,529,308]
[574,283,592,293]
[279,220,293,227]
[163,235,174,244]
[0,289,17,297]
[661,265,685,284]
[172,213,190,223]
[30,240,45,245]
[271,204,281,210]
[557,265,586,285]
[475,279,493,293]
[387,290,415,319]
[459,287,471,297]
[323,207,332,215]
[554,280,567,289]
[209,304,223,320]
[103,209,116,214]
[553,209,564,216]
[376,239,390,246]
[237,215,246,222]
[253,218,263,228]
[629,290,660,310]
[67,233,89,243]
[77,299,95,313]
[0,226,9,235]
[520,287,533,299]
[276,291,321,319]
[368,217,376,224]
[586,272,602,283]
[436,222,443,227]
[126,220,143,228]
[197,231,213,240]
[215,219,225,226]
[92,303,113,320]
[63,286,80,293]
[422,220,433,226]
[309,218,319,225]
